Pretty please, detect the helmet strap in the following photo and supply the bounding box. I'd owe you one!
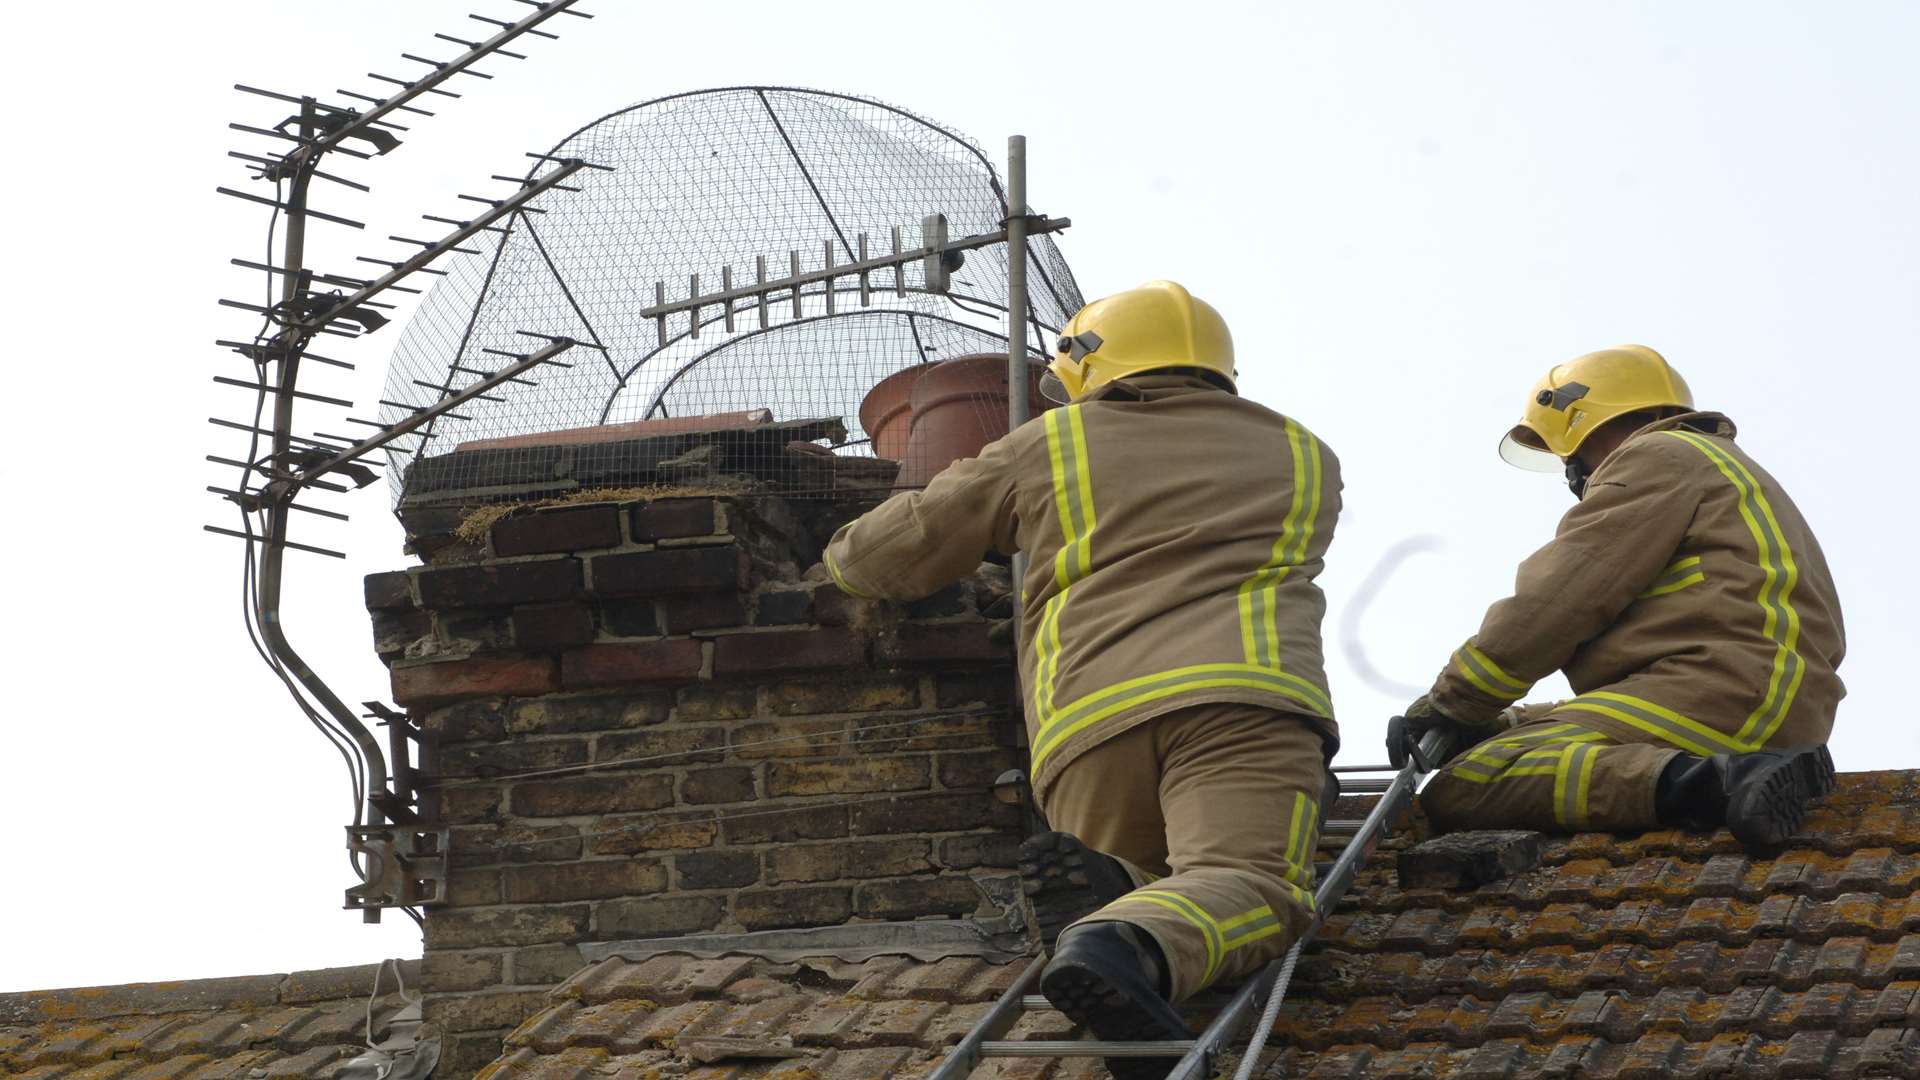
[1564,455,1595,499]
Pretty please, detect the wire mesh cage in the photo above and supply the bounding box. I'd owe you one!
[379,86,1082,509]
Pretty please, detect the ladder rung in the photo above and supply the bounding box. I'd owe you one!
[1021,995,1056,1010]
[980,1041,1197,1058]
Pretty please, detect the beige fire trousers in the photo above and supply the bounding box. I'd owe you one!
[1420,716,1683,834]
[1041,703,1330,1002]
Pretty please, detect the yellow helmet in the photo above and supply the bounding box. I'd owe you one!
[1041,280,1236,403]
[1498,345,1694,471]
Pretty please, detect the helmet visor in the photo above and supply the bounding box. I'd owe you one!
[1039,369,1072,404]
[1498,426,1563,472]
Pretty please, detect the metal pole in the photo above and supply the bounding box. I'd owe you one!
[1006,134,1030,433]
[1006,135,1031,683]
[258,102,390,923]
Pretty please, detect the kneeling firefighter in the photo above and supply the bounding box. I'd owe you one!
[1389,346,1846,850]
[821,282,1341,1071]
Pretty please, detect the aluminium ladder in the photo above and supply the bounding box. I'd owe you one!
[929,729,1453,1080]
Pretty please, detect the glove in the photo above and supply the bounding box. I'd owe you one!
[1385,695,1479,772]
[801,562,834,584]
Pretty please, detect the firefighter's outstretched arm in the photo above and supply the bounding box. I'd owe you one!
[821,438,1020,602]
[1426,437,1705,727]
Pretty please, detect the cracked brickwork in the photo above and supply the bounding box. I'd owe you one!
[370,494,1026,1075]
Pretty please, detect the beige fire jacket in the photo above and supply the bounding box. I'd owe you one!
[824,374,1343,801]
[1429,412,1846,755]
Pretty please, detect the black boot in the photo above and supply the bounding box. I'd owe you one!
[1656,746,1837,849]
[1041,922,1193,1080]
[1018,832,1136,952]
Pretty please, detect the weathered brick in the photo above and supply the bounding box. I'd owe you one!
[446,869,502,906]
[510,943,587,986]
[600,599,661,638]
[721,803,849,845]
[849,792,1018,834]
[418,558,581,609]
[420,950,502,995]
[438,784,506,824]
[905,583,969,619]
[423,989,551,1034]
[449,823,583,867]
[597,725,728,767]
[507,691,669,735]
[587,812,719,855]
[882,622,1001,665]
[852,712,1002,753]
[754,587,815,626]
[935,672,1017,709]
[631,499,718,540]
[511,601,597,652]
[674,685,758,722]
[591,545,745,598]
[392,656,559,707]
[677,850,762,890]
[562,639,705,688]
[767,757,931,797]
[439,737,589,780]
[662,593,747,633]
[438,610,515,651]
[812,584,868,628]
[512,773,675,817]
[437,1031,510,1079]
[939,834,1023,870]
[365,570,415,611]
[596,894,726,938]
[855,877,982,919]
[713,629,864,677]
[682,766,757,805]
[936,750,1023,789]
[730,719,848,759]
[492,505,623,557]
[504,860,667,903]
[734,887,853,930]
[766,677,920,717]
[371,607,431,659]
[766,839,932,885]
[424,904,590,949]
[421,699,507,744]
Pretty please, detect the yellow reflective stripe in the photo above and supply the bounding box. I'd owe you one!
[1110,890,1224,982]
[1638,572,1706,599]
[1451,643,1530,700]
[1453,730,1601,778]
[1031,662,1334,771]
[1663,555,1703,574]
[823,548,873,599]
[1449,763,1561,784]
[1662,432,1806,745]
[1283,791,1318,889]
[1559,690,1751,755]
[1553,741,1599,829]
[1239,419,1319,668]
[1067,406,1097,579]
[1035,407,1099,723]
[1219,904,1285,951]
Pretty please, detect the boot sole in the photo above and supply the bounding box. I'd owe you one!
[1727,745,1837,849]
[1040,956,1192,1080]
[1019,833,1135,952]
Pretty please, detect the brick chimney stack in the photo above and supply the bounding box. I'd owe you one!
[364,493,1024,1074]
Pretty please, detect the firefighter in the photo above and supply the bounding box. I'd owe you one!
[820,282,1340,1066]
[1389,345,1846,850]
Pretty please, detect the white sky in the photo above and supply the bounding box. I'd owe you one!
[5,0,1915,993]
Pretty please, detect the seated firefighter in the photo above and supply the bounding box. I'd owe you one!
[1390,346,1846,850]
[820,282,1341,1061]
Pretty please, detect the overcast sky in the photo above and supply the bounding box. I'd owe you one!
[5,1,1915,993]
